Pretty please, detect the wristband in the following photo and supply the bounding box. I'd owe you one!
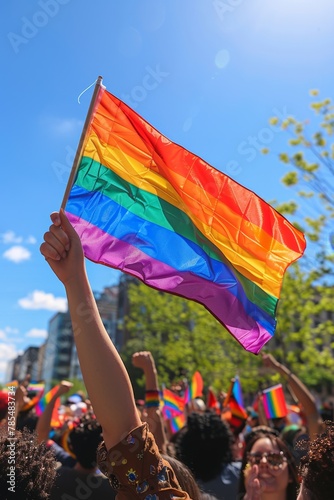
[145,390,160,408]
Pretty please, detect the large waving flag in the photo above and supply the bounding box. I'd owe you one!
[63,78,306,353]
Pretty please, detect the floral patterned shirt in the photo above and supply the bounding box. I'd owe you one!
[97,423,191,499]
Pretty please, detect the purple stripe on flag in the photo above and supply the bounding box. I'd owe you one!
[67,213,272,353]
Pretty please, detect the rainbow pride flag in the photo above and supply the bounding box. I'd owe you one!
[224,377,248,420]
[262,384,288,419]
[27,382,45,393]
[162,388,185,417]
[22,382,45,412]
[35,385,60,417]
[169,413,186,434]
[64,83,306,353]
[184,371,204,403]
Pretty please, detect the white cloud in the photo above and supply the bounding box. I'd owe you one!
[3,246,31,263]
[45,116,84,136]
[26,236,37,244]
[0,327,20,342]
[0,231,22,244]
[18,290,68,312]
[0,231,36,246]
[4,326,19,335]
[26,328,48,339]
[0,343,18,384]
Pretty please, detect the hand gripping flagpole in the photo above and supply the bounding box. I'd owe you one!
[60,75,105,210]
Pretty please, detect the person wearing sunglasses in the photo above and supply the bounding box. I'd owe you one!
[238,429,299,499]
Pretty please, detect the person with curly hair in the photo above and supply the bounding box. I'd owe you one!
[239,428,299,499]
[0,426,56,500]
[172,411,241,498]
[297,421,334,500]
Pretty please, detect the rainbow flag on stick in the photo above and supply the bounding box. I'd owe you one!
[21,382,45,412]
[63,77,306,353]
[184,371,204,404]
[169,413,186,434]
[262,384,288,419]
[35,385,60,417]
[27,383,45,393]
[224,376,248,421]
[162,388,185,417]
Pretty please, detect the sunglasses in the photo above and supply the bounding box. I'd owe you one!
[247,451,287,469]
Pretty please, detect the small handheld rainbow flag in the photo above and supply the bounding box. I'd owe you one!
[63,77,306,354]
[224,376,248,421]
[169,413,186,434]
[184,371,204,404]
[262,384,288,419]
[21,382,45,412]
[27,382,45,393]
[35,385,60,417]
[162,388,185,417]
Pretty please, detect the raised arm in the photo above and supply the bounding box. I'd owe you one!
[35,380,73,444]
[132,351,168,453]
[262,352,323,439]
[40,210,141,449]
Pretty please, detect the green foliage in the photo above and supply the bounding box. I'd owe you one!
[268,263,334,388]
[120,272,334,398]
[265,90,334,260]
[121,281,264,396]
[282,171,298,186]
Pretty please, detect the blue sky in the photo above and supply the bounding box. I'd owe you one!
[1,0,334,383]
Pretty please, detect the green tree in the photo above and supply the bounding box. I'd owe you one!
[263,90,334,258]
[269,263,334,391]
[121,281,264,398]
[120,271,334,397]
[259,90,334,393]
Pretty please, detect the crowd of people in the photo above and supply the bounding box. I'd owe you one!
[0,209,333,499]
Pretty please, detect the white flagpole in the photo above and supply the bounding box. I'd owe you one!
[60,75,104,210]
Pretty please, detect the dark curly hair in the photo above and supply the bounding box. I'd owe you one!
[172,411,234,482]
[238,429,299,500]
[298,421,334,499]
[0,426,56,500]
[68,413,103,469]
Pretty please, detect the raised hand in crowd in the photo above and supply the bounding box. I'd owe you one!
[40,210,191,498]
[36,380,73,443]
[132,350,168,453]
[261,352,323,440]
[2,383,28,431]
